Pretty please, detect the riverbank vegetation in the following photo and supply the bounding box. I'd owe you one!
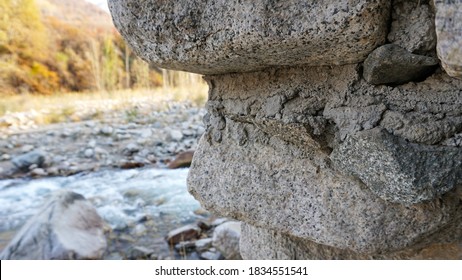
[0,0,205,101]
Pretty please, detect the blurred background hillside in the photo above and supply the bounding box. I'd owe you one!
[0,0,199,97]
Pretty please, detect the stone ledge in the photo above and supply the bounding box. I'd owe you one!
[109,0,390,74]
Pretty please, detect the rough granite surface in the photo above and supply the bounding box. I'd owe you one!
[388,0,437,55]
[187,65,462,254]
[435,0,462,78]
[240,223,462,259]
[108,0,390,74]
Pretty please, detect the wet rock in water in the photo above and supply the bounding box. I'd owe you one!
[363,44,439,85]
[119,160,145,169]
[200,249,223,260]
[167,150,194,169]
[0,190,106,259]
[1,154,11,161]
[195,238,213,252]
[212,221,242,260]
[127,246,155,260]
[12,150,46,172]
[175,241,196,253]
[30,168,47,177]
[211,218,229,227]
[166,224,201,245]
[20,144,35,153]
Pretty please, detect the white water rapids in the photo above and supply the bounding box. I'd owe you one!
[0,168,202,237]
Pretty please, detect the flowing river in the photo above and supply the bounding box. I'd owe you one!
[0,167,204,254]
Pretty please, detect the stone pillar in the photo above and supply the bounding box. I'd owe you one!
[109,0,462,259]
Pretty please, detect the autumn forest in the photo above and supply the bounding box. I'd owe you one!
[0,0,164,96]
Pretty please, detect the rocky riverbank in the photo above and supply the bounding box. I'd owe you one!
[0,96,205,179]
[0,95,242,260]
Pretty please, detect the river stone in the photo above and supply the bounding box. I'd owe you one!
[0,190,106,259]
[166,224,201,245]
[169,130,183,142]
[200,250,223,260]
[108,0,390,74]
[195,238,213,252]
[435,0,462,78]
[363,44,439,85]
[212,221,242,260]
[11,150,46,172]
[387,0,436,54]
[167,150,194,169]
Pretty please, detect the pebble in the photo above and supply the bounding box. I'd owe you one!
[132,224,147,236]
[30,168,47,177]
[87,140,97,148]
[123,143,140,156]
[175,241,196,253]
[100,125,114,135]
[140,129,153,138]
[200,250,223,260]
[1,154,11,161]
[166,224,201,245]
[169,130,183,141]
[84,148,94,158]
[195,238,213,252]
[128,246,155,259]
[21,145,35,153]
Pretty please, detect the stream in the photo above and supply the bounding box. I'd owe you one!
[0,167,204,255]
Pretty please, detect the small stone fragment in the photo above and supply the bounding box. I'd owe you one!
[167,150,194,169]
[363,44,438,85]
[166,224,201,245]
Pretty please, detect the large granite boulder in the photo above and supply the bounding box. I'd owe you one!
[110,0,462,259]
[109,0,390,74]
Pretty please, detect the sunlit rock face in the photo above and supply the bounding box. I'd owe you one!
[110,0,462,259]
[109,0,390,74]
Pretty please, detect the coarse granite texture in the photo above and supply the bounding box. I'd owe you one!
[240,223,462,259]
[108,0,391,74]
[187,65,462,255]
[387,0,437,55]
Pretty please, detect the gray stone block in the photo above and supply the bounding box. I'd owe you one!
[109,0,390,74]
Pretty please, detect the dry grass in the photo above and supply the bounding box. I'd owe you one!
[0,83,208,125]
